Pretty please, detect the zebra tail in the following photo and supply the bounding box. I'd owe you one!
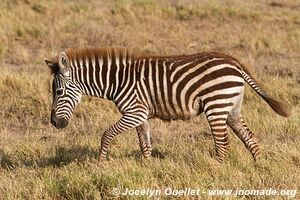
[239,66,291,118]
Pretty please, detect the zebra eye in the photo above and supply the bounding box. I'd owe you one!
[56,89,64,96]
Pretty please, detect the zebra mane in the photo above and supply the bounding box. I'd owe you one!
[50,47,254,79]
[65,47,136,63]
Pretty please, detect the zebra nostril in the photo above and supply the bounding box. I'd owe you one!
[60,118,69,128]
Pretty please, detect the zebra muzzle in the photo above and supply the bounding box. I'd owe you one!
[51,111,69,129]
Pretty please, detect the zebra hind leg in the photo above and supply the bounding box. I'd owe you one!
[206,114,230,163]
[136,121,152,158]
[227,113,260,161]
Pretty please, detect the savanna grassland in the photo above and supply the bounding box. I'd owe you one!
[0,0,299,199]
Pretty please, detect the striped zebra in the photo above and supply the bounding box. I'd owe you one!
[44,47,290,162]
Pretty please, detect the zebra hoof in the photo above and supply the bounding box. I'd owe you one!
[216,156,226,163]
[252,153,261,162]
[143,154,152,159]
[98,155,107,163]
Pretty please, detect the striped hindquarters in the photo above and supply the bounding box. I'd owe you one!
[137,55,246,119]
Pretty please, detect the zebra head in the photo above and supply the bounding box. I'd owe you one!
[45,52,82,129]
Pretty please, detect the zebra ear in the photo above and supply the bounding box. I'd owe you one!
[44,58,59,74]
[58,51,69,73]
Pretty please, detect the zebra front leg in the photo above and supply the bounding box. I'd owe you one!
[207,116,230,163]
[99,112,147,161]
[136,121,152,158]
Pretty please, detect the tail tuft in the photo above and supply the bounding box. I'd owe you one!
[238,65,291,118]
[262,96,291,118]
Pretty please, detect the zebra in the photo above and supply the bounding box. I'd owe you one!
[44,47,291,163]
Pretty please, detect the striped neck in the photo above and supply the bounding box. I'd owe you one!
[68,51,133,101]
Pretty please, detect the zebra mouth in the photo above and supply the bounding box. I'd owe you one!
[51,117,69,129]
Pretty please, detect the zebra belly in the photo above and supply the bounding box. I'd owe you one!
[150,97,203,120]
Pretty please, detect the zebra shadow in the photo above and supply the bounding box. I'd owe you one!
[40,145,98,167]
[0,145,98,170]
[0,146,171,170]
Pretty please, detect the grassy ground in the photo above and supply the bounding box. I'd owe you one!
[0,0,299,199]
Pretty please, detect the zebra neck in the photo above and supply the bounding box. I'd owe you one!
[72,72,116,101]
[70,57,131,101]
[74,77,114,100]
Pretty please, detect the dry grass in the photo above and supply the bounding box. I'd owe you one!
[0,0,299,199]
